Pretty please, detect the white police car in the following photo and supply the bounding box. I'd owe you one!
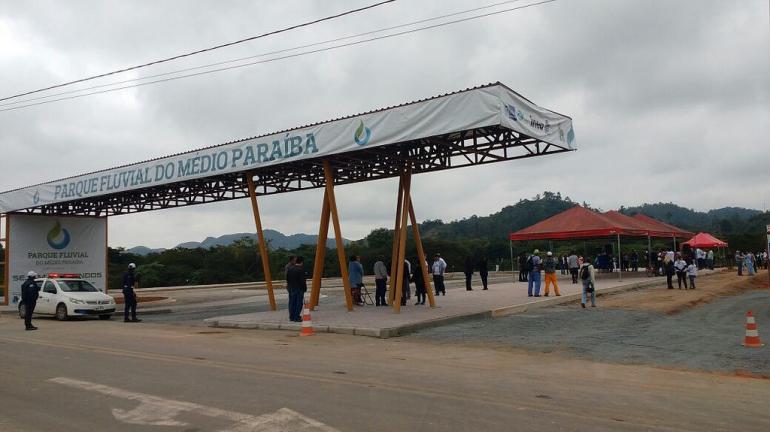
[18,273,116,321]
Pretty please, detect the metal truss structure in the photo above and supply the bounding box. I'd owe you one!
[20,125,570,217]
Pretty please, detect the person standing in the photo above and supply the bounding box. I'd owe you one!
[21,271,40,331]
[122,263,141,323]
[286,256,307,321]
[518,252,528,282]
[543,251,561,297]
[736,251,743,276]
[686,261,697,289]
[630,249,639,272]
[348,255,365,306]
[413,258,428,305]
[401,258,412,306]
[664,256,675,289]
[432,254,447,296]
[373,256,388,306]
[478,256,489,290]
[567,251,579,284]
[463,256,474,291]
[674,255,688,289]
[746,252,756,276]
[706,250,714,270]
[527,249,543,297]
[579,260,596,308]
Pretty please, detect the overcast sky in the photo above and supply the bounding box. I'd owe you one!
[1,0,768,249]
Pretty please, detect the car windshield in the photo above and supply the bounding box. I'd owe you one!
[57,280,98,292]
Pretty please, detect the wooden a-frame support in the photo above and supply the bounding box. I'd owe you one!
[308,161,354,311]
[390,165,435,312]
[246,173,277,311]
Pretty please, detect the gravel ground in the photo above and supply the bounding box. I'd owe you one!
[411,290,770,376]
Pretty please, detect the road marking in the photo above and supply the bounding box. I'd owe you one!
[49,377,340,431]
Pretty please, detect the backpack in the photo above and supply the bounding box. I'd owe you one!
[579,265,590,280]
[524,256,534,272]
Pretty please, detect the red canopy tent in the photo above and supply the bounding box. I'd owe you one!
[508,206,645,241]
[632,213,694,238]
[509,206,695,280]
[682,232,728,248]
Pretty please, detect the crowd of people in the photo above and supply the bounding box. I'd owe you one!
[281,245,768,320]
[518,249,597,307]
[734,250,767,276]
[283,252,494,319]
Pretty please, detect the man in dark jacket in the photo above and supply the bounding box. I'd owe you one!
[463,257,474,291]
[122,263,141,322]
[286,256,307,322]
[478,256,489,290]
[21,271,40,331]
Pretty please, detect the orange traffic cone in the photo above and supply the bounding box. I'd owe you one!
[299,304,314,337]
[742,311,763,348]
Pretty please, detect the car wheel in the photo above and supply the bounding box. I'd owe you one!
[18,303,26,319]
[98,314,112,320]
[55,303,69,321]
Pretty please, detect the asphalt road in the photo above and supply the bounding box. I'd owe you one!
[2,314,770,431]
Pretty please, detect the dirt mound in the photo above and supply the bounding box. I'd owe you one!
[598,272,769,314]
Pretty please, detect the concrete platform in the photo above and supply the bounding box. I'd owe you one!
[205,270,722,338]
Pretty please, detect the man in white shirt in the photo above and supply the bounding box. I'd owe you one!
[431,254,447,296]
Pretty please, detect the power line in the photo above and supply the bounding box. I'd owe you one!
[0,0,397,103]
[1,0,528,109]
[0,0,556,113]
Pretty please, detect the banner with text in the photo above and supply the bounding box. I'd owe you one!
[7,214,107,305]
[0,84,575,213]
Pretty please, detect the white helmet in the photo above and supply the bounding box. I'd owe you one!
[27,270,38,278]
[128,263,136,269]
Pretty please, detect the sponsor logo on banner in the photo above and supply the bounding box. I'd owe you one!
[354,120,372,146]
[46,221,72,250]
[505,104,524,122]
[33,189,40,204]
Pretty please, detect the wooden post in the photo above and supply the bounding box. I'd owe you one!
[246,173,277,311]
[310,188,330,309]
[388,175,404,305]
[393,168,412,313]
[408,198,435,307]
[322,160,353,311]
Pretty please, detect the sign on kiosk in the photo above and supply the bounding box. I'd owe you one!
[5,214,107,305]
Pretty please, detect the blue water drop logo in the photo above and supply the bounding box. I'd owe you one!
[354,120,372,146]
[46,221,71,250]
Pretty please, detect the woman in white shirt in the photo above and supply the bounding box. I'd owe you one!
[674,256,688,289]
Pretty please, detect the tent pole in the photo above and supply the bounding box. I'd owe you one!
[647,235,652,271]
[510,239,515,283]
[617,234,622,281]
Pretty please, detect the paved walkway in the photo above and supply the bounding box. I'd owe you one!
[206,270,722,337]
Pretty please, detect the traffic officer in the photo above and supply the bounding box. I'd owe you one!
[122,263,141,322]
[21,271,40,331]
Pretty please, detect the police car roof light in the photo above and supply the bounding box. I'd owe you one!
[47,273,81,279]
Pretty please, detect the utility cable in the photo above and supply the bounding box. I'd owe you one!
[0,0,556,113]
[0,0,396,103]
[0,0,527,109]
